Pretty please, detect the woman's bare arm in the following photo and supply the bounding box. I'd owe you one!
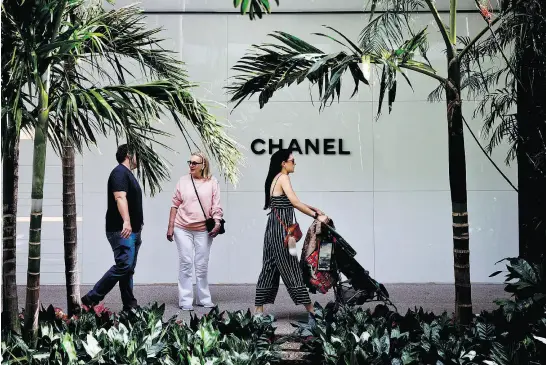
[304,204,323,214]
[279,175,317,218]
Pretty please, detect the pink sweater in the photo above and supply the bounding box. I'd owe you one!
[171,175,223,231]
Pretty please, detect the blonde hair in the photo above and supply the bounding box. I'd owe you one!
[191,151,211,179]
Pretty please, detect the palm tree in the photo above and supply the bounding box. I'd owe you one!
[1,0,40,335]
[227,0,514,324]
[2,0,242,343]
[462,0,546,283]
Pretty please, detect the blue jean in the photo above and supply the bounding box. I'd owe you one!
[86,231,142,309]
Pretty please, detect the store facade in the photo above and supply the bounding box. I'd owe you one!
[13,0,518,286]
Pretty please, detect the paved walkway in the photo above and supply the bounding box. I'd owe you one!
[18,284,508,334]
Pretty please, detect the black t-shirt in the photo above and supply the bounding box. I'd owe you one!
[105,164,143,232]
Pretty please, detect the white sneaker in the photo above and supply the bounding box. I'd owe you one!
[197,302,216,308]
[180,305,194,311]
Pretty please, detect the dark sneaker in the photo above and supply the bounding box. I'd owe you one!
[81,295,96,307]
[122,305,141,312]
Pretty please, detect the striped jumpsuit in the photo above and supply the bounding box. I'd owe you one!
[255,194,311,306]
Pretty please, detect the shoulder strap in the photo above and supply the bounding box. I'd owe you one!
[270,173,282,196]
[190,175,208,220]
[273,205,298,231]
[273,208,288,232]
[271,173,298,227]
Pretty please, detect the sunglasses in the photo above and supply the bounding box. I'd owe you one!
[187,161,203,166]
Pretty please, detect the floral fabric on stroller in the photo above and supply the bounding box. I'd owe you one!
[300,220,336,294]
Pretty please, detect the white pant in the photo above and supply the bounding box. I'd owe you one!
[174,227,213,307]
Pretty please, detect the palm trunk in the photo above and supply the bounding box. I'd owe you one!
[24,1,66,345]
[24,90,50,344]
[515,6,546,285]
[2,135,21,334]
[446,57,473,325]
[62,22,81,314]
[62,144,81,315]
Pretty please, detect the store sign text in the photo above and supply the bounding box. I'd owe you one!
[251,139,351,155]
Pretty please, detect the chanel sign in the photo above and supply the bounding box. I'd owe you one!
[251,139,351,155]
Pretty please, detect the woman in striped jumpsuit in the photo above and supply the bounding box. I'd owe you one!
[255,149,330,319]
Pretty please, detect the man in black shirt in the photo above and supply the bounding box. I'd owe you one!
[82,144,143,311]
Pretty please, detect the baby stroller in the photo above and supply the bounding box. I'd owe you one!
[300,220,396,312]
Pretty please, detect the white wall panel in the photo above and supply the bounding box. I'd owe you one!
[225,192,268,284]
[374,191,453,283]
[467,191,518,282]
[373,101,449,192]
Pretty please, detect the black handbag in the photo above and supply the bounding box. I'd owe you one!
[190,176,225,234]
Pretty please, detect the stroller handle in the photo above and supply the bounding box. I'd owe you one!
[319,221,357,258]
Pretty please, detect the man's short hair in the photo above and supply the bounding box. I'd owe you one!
[116,144,130,164]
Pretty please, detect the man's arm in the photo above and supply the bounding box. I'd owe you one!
[114,191,130,222]
[114,191,132,238]
[110,169,131,238]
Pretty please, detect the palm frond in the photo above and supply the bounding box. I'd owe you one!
[473,87,518,164]
[365,0,429,65]
[427,83,445,103]
[375,26,431,117]
[234,0,280,20]
[228,25,434,117]
[50,80,242,192]
[227,31,327,108]
[476,87,516,135]
[66,4,188,84]
[483,114,518,164]
[359,12,408,54]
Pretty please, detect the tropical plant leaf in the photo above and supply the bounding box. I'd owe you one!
[489,270,503,277]
[323,26,363,55]
[82,333,102,358]
[234,0,279,19]
[2,0,242,194]
[388,78,397,112]
[377,64,389,117]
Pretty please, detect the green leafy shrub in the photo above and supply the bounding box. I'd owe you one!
[1,303,280,364]
[3,258,544,364]
[297,257,546,365]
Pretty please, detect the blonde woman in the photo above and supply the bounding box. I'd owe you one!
[167,152,224,311]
